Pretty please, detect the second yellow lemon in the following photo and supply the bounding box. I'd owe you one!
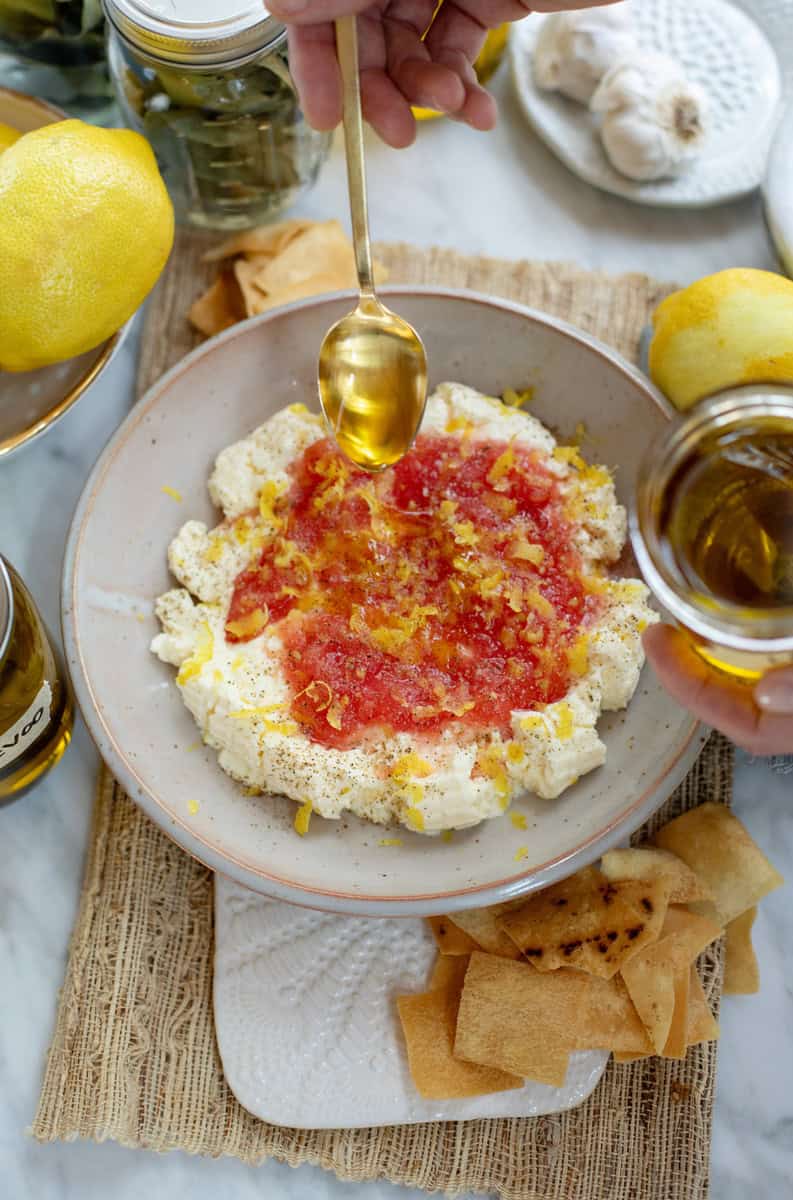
[0,119,174,372]
[649,268,793,410]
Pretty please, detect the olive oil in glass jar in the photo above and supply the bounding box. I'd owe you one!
[0,556,74,804]
[631,387,793,681]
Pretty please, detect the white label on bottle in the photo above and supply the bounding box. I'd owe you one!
[0,681,52,770]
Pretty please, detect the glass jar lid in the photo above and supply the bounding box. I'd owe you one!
[0,557,13,668]
[103,0,286,68]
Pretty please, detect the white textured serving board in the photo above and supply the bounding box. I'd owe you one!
[510,0,789,208]
[214,875,608,1129]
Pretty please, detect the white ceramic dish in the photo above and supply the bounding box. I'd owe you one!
[510,0,788,209]
[62,289,704,917]
[214,875,608,1128]
[764,99,793,276]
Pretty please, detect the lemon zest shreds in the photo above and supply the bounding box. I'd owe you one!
[187,799,200,816]
[445,414,474,434]
[440,830,454,843]
[177,622,214,685]
[405,806,425,832]
[226,607,269,639]
[295,679,333,711]
[502,387,534,408]
[392,753,433,783]
[566,635,589,676]
[553,446,587,470]
[326,695,347,731]
[510,540,545,565]
[161,485,182,502]
[258,479,286,522]
[205,536,224,563]
[510,812,528,830]
[487,444,515,485]
[520,713,546,732]
[528,588,554,620]
[514,846,529,862]
[379,837,402,847]
[476,745,510,803]
[294,799,312,836]
[554,703,575,741]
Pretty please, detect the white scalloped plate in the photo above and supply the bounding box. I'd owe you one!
[510,0,788,208]
[214,876,609,1128]
[764,99,793,276]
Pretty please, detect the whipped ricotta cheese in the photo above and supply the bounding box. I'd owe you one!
[152,384,657,834]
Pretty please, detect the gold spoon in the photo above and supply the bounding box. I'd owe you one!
[318,15,428,473]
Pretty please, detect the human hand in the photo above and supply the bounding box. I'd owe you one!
[268,1,619,147]
[643,624,793,757]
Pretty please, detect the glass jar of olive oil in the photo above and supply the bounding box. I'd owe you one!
[631,386,793,681]
[104,0,332,231]
[0,556,74,803]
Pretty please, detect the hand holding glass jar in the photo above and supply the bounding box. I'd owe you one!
[631,388,793,757]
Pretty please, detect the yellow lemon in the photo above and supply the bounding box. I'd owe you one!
[0,119,174,372]
[0,123,21,153]
[649,268,793,411]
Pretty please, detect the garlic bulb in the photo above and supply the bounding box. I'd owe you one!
[532,8,637,105]
[590,53,708,182]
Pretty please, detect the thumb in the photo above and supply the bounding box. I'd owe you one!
[754,666,793,714]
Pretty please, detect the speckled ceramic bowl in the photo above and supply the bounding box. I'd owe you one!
[62,290,704,916]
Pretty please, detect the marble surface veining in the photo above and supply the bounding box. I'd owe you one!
[0,68,791,1200]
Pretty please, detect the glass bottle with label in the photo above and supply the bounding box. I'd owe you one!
[0,556,74,804]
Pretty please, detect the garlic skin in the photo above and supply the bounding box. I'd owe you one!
[532,8,637,105]
[590,53,709,182]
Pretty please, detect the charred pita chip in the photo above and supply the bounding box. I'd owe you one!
[619,909,720,1053]
[427,916,479,957]
[499,867,670,978]
[654,802,783,925]
[429,953,471,992]
[686,968,720,1046]
[620,942,677,1053]
[396,986,522,1100]
[188,271,244,336]
[723,906,760,995]
[661,964,691,1059]
[448,902,524,960]
[575,974,654,1055]
[202,218,313,262]
[600,846,713,905]
[453,952,591,1086]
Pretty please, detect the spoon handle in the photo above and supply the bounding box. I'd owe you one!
[336,15,375,296]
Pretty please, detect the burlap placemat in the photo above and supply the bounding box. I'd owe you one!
[33,235,730,1199]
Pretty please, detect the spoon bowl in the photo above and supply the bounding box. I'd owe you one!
[318,294,427,471]
[319,15,427,472]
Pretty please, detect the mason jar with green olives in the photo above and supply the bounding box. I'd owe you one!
[103,1,332,231]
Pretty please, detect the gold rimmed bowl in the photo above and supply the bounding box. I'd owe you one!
[0,87,128,460]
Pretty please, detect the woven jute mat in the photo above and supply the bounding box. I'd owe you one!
[33,234,731,1199]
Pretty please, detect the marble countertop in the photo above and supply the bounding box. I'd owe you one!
[1,68,791,1200]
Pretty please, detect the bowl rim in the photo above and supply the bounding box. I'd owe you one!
[62,286,702,915]
[0,86,130,459]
